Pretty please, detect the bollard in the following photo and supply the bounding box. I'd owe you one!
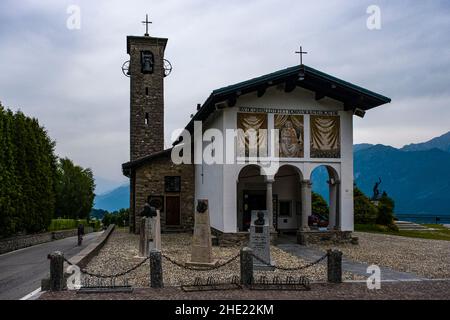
[48,251,65,291]
[240,247,254,286]
[139,217,146,257]
[149,249,163,288]
[327,249,342,283]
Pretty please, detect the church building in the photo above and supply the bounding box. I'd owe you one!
[122,30,391,244]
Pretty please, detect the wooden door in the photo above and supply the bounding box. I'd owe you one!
[165,196,180,226]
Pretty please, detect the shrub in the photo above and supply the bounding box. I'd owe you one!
[376,192,396,226]
[48,218,89,232]
[354,186,378,224]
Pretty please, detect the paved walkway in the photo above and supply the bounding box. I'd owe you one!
[0,232,103,300]
[276,238,427,281]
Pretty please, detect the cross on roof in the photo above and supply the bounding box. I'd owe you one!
[142,14,152,36]
[295,46,308,65]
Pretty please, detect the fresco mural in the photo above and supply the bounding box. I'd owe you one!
[275,114,304,158]
[310,115,341,158]
[237,113,268,157]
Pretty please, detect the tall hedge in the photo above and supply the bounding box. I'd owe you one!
[0,105,58,237]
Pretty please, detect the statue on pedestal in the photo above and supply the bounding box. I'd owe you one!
[372,177,382,201]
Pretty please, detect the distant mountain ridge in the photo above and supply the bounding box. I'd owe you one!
[354,144,450,214]
[401,131,450,153]
[94,184,129,212]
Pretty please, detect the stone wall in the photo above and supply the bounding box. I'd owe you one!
[296,230,353,245]
[0,228,93,255]
[133,154,195,233]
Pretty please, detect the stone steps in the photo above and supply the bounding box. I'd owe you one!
[395,221,430,231]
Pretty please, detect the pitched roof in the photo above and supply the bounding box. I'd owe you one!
[122,148,172,176]
[182,64,391,135]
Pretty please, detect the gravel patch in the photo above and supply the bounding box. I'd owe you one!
[311,232,450,279]
[83,229,360,287]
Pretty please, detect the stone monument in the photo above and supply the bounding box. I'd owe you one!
[139,203,158,257]
[249,210,274,270]
[186,199,218,267]
[149,209,161,251]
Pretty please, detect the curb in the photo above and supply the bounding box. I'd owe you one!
[68,224,116,269]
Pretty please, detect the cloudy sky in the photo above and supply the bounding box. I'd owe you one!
[1,0,449,193]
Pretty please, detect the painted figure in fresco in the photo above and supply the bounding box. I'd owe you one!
[280,121,301,157]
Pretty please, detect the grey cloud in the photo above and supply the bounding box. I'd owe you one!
[0,0,449,188]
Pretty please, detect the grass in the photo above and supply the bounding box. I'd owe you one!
[355,223,450,241]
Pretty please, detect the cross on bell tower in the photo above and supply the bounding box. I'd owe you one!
[127,19,168,161]
[295,46,308,65]
[142,14,152,37]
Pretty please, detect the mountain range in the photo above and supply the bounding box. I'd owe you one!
[95,131,450,215]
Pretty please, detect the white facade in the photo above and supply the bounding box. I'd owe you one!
[195,85,354,233]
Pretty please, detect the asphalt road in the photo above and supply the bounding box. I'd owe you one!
[0,231,103,300]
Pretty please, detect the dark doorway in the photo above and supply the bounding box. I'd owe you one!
[243,190,266,231]
[165,196,180,226]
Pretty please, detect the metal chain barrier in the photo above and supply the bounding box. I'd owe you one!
[251,252,328,271]
[64,257,150,279]
[162,252,241,271]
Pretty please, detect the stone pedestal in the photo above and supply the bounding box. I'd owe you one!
[186,200,218,267]
[249,210,274,271]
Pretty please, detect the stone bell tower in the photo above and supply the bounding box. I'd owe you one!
[127,27,168,161]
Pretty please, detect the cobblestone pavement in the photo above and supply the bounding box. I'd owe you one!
[309,232,450,279]
[80,230,361,288]
[40,280,450,300]
[277,242,427,281]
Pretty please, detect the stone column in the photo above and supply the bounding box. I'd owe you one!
[265,178,274,229]
[150,249,163,288]
[300,180,312,231]
[240,247,254,286]
[328,180,337,230]
[48,251,65,291]
[335,180,341,230]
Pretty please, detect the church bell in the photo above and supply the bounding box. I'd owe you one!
[140,50,154,74]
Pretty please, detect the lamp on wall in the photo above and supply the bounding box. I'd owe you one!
[353,108,366,118]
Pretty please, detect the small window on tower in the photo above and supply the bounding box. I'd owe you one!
[145,113,149,126]
[145,87,149,96]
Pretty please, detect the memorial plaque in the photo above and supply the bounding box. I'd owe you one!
[249,210,274,270]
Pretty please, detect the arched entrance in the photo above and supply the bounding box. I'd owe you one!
[273,165,303,231]
[310,165,340,230]
[237,165,266,232]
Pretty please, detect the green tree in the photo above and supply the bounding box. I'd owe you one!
[376,192,396,226]
[102,208,130,227]
[354,186,378,224]
[55,158,95,220]
[312,192,329,219]
[0,105,57,237]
